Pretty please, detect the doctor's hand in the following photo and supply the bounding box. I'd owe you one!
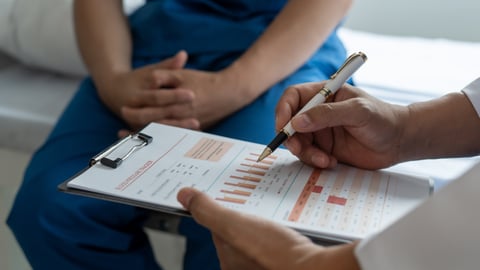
[177,187,360,270]
[276,82,408,170]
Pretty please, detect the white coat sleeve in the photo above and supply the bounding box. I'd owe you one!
[462,77,480,117]
[354,78,480,270]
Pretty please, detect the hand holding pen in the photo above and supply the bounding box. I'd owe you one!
[257,52,367,162]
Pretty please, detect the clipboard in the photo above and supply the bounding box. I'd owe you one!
[58,131,190,216]
[58,122,433,243]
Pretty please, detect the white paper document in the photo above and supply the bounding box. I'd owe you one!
[63,123,433,242]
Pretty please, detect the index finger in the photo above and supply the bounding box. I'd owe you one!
[275,82,326,132]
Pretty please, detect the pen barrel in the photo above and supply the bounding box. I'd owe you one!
[298,94,327,115]
[326,53,366,92]
[283,94,327,136]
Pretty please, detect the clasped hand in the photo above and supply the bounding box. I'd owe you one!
[98,51,253,134]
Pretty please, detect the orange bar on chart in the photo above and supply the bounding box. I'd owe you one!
[312,185,323,193]
[327,195,347,206]
[216,196,246,204]
[220,189,252,197]
[236,169,266,176]
[225,182,257,189]
[245,158,274,165]
[230,175,262,183]
[287,168,322,222]
[240,163,270,170]
[250,153,277,160]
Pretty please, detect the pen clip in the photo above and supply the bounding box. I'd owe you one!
[330,52,367,80]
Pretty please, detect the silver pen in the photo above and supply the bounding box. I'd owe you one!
[257,52,367,162]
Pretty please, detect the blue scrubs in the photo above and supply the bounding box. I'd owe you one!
[7,0,347,269]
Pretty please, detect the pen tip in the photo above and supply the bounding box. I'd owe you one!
[257,148,272,163]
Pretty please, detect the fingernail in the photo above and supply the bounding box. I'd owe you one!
[177,189,194,208]
[292,114,312,129]
[311,154,326,167]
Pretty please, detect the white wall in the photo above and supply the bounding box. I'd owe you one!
[344,0,480,42]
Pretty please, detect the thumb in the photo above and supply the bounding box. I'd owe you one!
[177,187,201,210]
[156,50,188,70]
[177,187,232,231]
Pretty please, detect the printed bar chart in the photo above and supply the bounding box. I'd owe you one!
[285,165,394,235]
[66,123,432,242]
[214,152,277,205]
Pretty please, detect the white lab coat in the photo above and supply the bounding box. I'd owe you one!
[355,78,480,270]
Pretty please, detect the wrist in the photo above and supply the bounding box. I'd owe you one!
[92,65,131,90]
[395,104,416,164]
[400,92,480,161]
[92,68,132,114]
[400,93,460,162]
[221,61,268,103]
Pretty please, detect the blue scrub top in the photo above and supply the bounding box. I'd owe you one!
[130,0,288,63]
[128,0,344,72]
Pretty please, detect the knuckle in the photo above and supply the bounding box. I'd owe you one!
[353,97,374,114]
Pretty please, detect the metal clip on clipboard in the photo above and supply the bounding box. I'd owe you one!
[89,133,153,169]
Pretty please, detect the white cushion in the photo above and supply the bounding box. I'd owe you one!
[6,0,86,76]
[0,0,146,77]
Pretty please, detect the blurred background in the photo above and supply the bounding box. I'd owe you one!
[345,0,480,42]
[1,0,479,269]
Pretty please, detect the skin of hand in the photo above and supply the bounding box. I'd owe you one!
[177,187,360,270]
[120,0,353,130]
[276,82,408,170]
[113,51,201,131]
[121,66,248,130]
[276,81,480,170]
